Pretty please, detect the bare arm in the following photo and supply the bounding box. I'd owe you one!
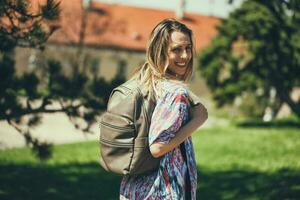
[150,103,208,158]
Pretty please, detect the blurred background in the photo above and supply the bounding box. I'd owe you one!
[0,0,299,199]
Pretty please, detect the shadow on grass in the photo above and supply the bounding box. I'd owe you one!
[0,162,121,200]
[236,119,300,129]
[0,162,299,200]
[197,168,300,200]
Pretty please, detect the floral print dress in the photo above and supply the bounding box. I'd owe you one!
[120,81,197,200]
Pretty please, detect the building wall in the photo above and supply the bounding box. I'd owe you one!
[14,44,210,97]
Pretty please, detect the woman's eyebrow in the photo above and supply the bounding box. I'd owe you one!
[171,43,192,48]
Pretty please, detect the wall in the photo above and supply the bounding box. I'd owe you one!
[15,44,211,98]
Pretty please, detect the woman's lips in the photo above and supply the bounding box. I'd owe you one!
[175,62,187,67]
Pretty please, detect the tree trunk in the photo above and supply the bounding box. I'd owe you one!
[277,87,300,118]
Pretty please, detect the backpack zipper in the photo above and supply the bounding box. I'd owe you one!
[100,120,135,131]
[100,138,133,147]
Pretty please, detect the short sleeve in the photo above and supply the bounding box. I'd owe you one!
[148,88,189,146]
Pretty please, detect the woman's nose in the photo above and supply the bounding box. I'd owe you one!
[181,50,189,59]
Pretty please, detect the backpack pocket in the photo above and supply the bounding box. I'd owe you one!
[99,112,136,174]
[100,112,135,142]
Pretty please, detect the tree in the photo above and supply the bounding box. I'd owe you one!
[198,0,300,118]
[0,0,125,159]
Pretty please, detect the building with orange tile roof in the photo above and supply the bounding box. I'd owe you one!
[48,0,220,52]
[15,0,221,96]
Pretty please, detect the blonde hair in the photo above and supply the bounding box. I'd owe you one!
[132,18,195,98]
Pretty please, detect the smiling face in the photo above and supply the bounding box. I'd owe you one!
[167,31,192,78]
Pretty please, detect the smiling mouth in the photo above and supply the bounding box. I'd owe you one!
[176,62,187,67]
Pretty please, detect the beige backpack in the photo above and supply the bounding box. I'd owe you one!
[99,78,160,175]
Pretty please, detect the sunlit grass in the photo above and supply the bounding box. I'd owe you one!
[193,126,300,172]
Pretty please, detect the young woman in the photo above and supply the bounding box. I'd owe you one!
[120,18,208,200]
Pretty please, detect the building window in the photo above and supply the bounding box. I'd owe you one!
[28,53,37,72]
[90,58,100,75]
[117,60,127,78]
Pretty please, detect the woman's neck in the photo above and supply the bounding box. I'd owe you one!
[165,69,184,80]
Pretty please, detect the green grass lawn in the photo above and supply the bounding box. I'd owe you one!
[0,126,299,200]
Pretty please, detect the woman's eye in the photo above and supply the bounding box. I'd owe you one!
[172,48,180,53]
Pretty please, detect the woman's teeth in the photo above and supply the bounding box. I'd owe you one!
[176,62,186,66]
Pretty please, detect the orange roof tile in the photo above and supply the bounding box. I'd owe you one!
[48,0,221,52]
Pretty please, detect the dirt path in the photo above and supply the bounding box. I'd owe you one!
[0,113,98,149]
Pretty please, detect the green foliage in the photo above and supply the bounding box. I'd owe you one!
[44,58,125,131]
[0,54,125,159]
[237,92,268,118]
[0,1,61,160]
[198,0,300,118]
[0,0,126,160]
[0,0,60,51]
[237,116,300,128]
[41,0,61,20]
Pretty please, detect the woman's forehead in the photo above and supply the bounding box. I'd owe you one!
[168,31,192,47]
